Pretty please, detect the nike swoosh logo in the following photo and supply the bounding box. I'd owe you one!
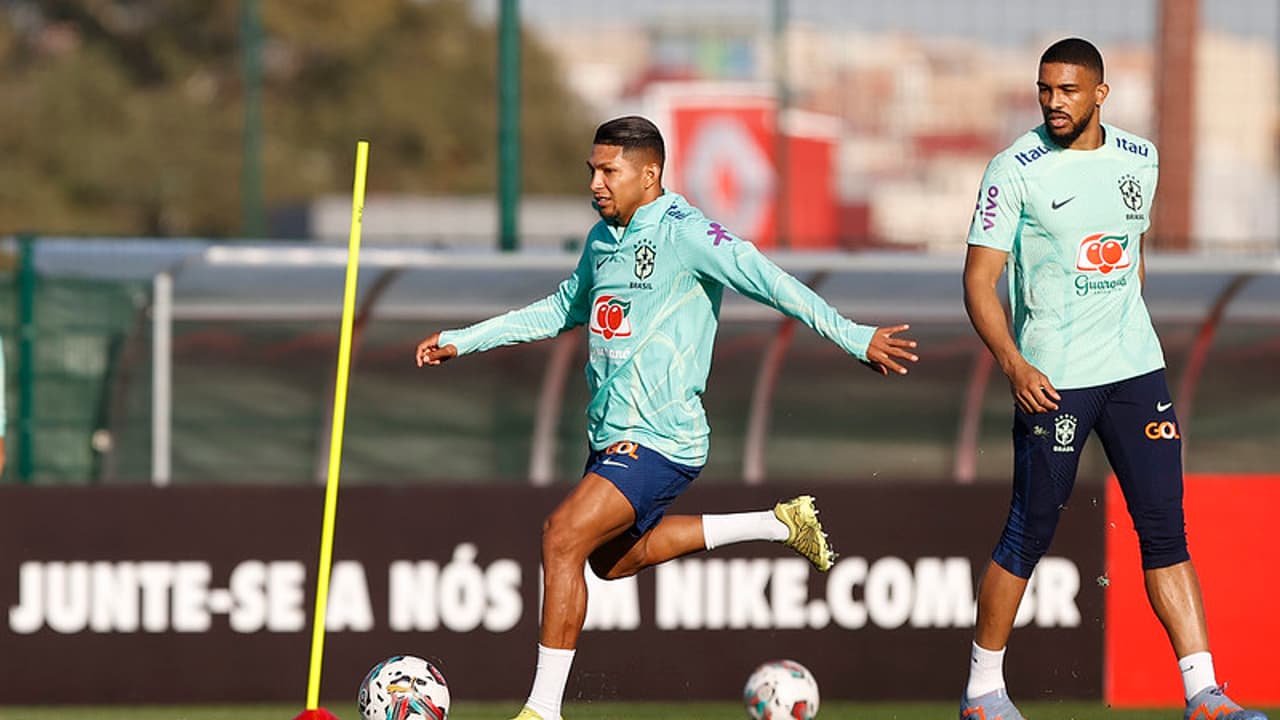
[600,458,629,469]
[595,255,612,270]
[1157,401,1173,412]
[1051,197,1076,210]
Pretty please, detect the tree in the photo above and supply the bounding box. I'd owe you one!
[0,0,592,237]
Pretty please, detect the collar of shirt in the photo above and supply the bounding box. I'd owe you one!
[606,190,690,241]
[1034,123,1116,156]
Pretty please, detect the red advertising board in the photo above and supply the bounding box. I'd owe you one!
[1105,474,1280,706]
[648,83,838,249]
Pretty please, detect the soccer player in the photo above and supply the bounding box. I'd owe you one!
[960,38,1267,720]
[416,115,919,720]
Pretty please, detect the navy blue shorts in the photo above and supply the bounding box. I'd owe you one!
[993,368,1189,578]
[583,441,702,538]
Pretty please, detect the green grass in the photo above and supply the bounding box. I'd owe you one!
[3,702,1277,720]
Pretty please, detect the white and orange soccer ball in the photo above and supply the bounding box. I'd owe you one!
[743,659,820,720]
[358,654,450,720]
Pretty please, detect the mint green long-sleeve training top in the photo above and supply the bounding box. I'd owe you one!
[440,191,876,466]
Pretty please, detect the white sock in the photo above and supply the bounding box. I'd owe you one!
[525,644,575,720]
[1178,651,1217,700]
[702,510,789,550]
[966,642,1007,698]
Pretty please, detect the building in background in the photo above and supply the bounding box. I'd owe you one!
[294,3,1276,251]
[526,4,1278,252]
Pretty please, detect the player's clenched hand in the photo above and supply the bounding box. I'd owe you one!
[1007,360,1060,413]
[861,324,919,376]
[415,333,458,367]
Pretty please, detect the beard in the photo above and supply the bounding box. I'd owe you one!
[592,200,622,225]
[1044,104,1095,148]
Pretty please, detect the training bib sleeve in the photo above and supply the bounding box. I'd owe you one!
[439,250,593,356]
[672,222,876,361]
[966,155,1024,253]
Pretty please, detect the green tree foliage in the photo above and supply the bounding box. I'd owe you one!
[0,0,592,236]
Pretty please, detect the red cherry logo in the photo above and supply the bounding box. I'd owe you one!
[1086,243,1103,266]
[1101,240,1123,265]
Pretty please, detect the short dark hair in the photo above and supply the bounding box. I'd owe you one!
[1040,37,1104,81]
[593,115,665,167]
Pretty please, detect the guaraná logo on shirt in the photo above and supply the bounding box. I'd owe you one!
[590,295,633,340]
[1074,233,1133,296]
[1075,233,1131,275]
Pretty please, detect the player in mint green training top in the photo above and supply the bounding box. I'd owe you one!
[959,38,1266,720]
[416,116,918,720]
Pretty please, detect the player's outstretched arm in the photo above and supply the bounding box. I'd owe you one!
[963,245,1060,412]
[414,248,594,366]
[675,220,916,368]
[860,324,919,376]
[415,332,458,367]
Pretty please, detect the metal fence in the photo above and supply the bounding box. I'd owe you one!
[5,237,1278,486]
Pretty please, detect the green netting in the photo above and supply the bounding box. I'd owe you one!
[0,273,147,483]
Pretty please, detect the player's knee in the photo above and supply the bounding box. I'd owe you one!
[992,513,1058,579]
[1134,511,1189,570]
[1139,539,1189,570]
[992,539,1047,579]
[541,509,587,561]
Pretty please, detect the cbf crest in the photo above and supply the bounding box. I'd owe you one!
[635,238,656,280]
[1118,174,1142,212]
[1053,413,1078,453]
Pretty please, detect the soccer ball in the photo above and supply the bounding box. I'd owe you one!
[358,655,450,720]
[743,659,820,720]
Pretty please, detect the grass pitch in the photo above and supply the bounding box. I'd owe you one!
[3,702,1277,719]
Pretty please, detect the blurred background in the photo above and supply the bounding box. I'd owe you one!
[0,0,1276,488]
[0,0,1278,710]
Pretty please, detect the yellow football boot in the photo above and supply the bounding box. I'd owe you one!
[774,494,837,571]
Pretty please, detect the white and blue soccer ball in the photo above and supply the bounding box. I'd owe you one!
[358,654,450,720]
[743,659,820,720]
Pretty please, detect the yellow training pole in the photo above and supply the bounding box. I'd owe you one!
[304,140,369,712]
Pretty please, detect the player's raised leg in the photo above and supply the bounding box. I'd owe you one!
[588,494,836,580]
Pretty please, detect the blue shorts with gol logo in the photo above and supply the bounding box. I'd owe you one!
[995,368,1187,578]
[583,441,702,538]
